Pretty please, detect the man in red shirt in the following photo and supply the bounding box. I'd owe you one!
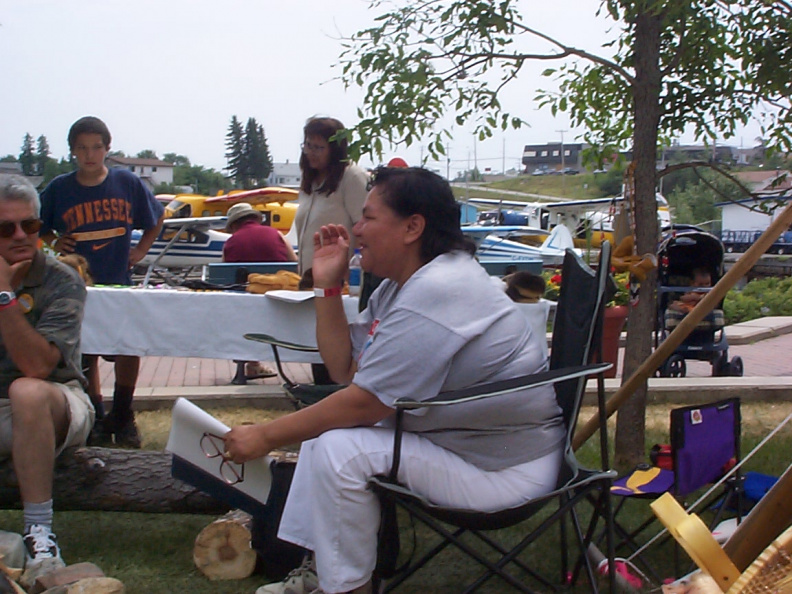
[223,203,296,263]
[223,203,296,379]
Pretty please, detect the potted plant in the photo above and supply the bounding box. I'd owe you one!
[602,271,630,377]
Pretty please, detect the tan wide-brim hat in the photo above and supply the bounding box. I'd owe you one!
[225,202,263,232]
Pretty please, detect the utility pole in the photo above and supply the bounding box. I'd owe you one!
[556,129,568,195]
[465,150,471,201]
[446,143,451,180]
[473,135,478,179]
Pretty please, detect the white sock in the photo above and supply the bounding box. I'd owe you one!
[23,500,53,534]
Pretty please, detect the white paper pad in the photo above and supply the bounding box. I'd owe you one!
[265,290,315,303]
[166,397,273,504]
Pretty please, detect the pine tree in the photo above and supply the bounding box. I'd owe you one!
[35,135,50,175]
[19,133,35,176]
[252,122,273,185]
[224,116,245,186]
[241,118,257,189]
[241,118,274,188]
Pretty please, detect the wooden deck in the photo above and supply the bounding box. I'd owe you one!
[97,357,315,390]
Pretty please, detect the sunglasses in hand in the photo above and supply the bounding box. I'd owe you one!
[200,432,245,485]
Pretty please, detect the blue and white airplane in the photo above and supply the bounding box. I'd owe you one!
[132,216,229,285]
[462,224,579,267]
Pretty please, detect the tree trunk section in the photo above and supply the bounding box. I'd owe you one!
[193,509,257,580]
[615,8,664,470]
[0,447,228,514]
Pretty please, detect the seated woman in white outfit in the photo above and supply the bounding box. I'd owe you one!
[224,166,566,594]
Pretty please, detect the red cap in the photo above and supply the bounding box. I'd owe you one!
[387,157,409,168]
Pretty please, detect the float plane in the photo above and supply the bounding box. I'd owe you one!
[466,194,671,249]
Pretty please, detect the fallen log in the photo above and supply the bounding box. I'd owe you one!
[0,447,227,514]
[194,509,257,580]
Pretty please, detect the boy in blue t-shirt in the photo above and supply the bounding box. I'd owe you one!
[40,116,164,447]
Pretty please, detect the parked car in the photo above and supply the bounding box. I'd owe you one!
[560,167,579,175]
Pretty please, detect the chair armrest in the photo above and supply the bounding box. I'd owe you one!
[244,333,319,353]
[393,363,612,410]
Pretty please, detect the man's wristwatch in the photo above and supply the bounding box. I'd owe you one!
[0,291,17,309]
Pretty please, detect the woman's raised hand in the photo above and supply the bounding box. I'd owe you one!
[312,224,350,288]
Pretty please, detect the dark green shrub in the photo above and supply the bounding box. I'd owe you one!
[724,276,792,324]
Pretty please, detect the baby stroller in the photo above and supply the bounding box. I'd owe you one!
[655,229,744,377]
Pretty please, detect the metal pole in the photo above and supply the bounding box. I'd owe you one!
[556,129,567,194]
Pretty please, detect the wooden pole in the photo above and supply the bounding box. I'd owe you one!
[722,463,792,572]
[573,201,792,451]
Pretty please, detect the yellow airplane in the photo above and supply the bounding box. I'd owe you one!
[161,186,299,233]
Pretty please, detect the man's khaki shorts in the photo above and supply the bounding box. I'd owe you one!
[0,379,95,456]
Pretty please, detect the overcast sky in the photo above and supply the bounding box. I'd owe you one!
[1,1,764,178]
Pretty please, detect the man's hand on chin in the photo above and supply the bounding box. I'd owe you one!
[0,258,33,289]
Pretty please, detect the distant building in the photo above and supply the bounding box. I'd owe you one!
[0,162,23,175]
[717,192,792,232]
[0,162,44,188]
[660,143,737,164]
[732,145,765,165]
[268,161,301,187]
[522,140,757,174]
[522,142,585,173]
[733,170,792,194]
[106,156,174,191]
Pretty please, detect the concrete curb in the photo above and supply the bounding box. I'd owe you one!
[131,384,295,412]
[130,375,792,412]
[547,317,792,347]
[724,316,792,344]
[583,376,792,405]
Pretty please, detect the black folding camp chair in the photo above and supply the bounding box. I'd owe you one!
[242,333,344,410]
[244,275,380,408]
[370,243,617,593]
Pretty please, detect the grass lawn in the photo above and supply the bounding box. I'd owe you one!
[2,403,789,593]
[451,172,611,204]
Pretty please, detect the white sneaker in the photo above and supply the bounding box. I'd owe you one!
[23,524,63,569]
[256,555,319,594]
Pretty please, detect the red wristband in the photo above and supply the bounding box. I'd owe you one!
[313,287,342,298]
[0,298,18,311]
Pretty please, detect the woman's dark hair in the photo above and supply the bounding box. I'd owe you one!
[299,117,349,195]
[68,116,112,151]
[368,166,476,263]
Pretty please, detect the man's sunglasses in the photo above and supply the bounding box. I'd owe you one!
[0,219,42,239]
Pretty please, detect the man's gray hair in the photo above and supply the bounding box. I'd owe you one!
[0,174,41,216]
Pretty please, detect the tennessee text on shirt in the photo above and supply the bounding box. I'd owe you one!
[61,198,133,232]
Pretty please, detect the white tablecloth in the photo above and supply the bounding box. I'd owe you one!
[82,288,551,363]
[82,287,360,363]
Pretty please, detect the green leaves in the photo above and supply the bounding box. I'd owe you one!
[339,0,526,162]
[340,0,792,167]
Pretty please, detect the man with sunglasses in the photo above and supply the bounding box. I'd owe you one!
[40,116,164,448]
[0,174,93,575]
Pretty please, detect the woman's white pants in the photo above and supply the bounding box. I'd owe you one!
[276,427,562,593]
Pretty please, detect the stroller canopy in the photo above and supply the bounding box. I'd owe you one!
[657,230,725,283]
